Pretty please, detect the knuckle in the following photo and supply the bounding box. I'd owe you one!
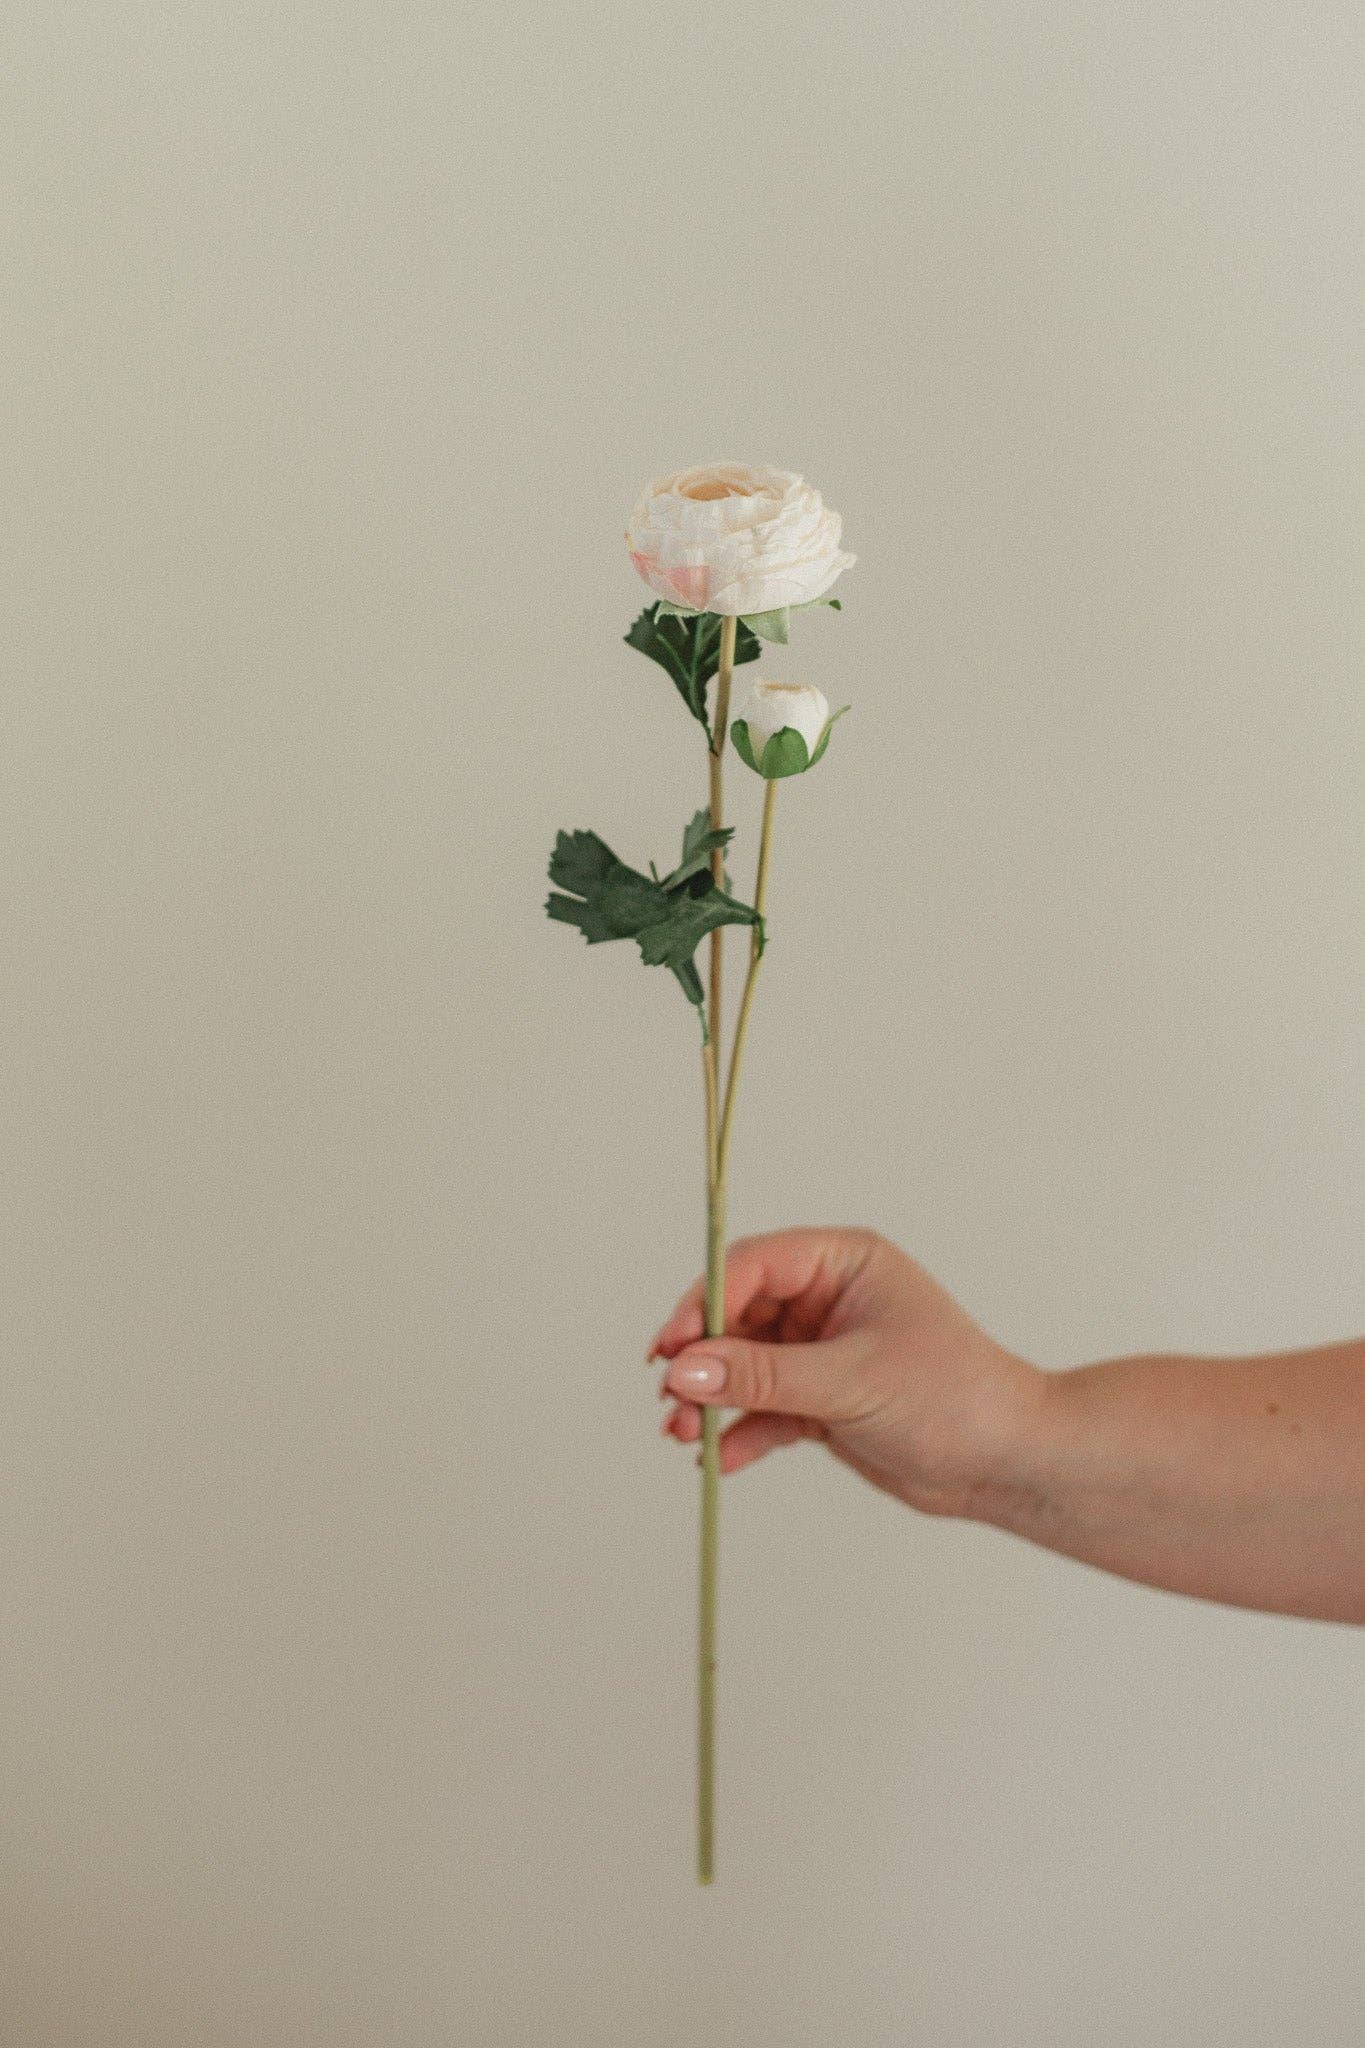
[740,1341,778,1411]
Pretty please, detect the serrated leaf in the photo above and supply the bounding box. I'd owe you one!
[635,885,761,974]
[662,808,734,891]
[681,806,726,864]
[669,957,705,1010]
[546,817,763,1030]
[639,881,765,1013]
[623,604,761,735]
[546,827,616,897]
[546,830,670,941]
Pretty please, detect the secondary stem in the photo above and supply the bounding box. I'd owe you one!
[697,612,736,1887]
[716,775,777,1187]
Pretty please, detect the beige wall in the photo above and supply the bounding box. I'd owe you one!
[4,3,1363,2042]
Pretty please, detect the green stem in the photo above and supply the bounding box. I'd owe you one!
[700,778,777,1873]
[696,611,736,1886]
[716,776,777,1187]
[706,617,736,1045]
[698,1170,724,1884]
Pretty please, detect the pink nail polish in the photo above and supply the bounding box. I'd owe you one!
[667,1356,727,1398]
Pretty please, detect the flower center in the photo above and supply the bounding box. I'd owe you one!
[679,478,748,501]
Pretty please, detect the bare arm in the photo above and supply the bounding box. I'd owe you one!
[652,1229,1365,1624]
[980,1339,1365,1621]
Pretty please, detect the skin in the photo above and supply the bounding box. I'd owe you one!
[651,1228,1365,1625]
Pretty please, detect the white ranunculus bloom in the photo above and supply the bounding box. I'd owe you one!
[744,678,831,759]
[626,463,855,618]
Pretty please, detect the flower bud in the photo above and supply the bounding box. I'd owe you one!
[730,679,848,779]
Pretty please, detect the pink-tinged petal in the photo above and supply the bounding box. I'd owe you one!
[626,468,852,619]
[666,562,710,609]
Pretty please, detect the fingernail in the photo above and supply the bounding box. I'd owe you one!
[666,1355,727,1398]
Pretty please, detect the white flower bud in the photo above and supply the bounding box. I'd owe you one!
[744,678,830,760]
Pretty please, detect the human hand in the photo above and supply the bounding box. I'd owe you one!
[649,1227,1042,1517]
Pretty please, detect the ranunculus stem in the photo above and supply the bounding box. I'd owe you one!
[698,1167,723,1882]
[697,611,736,1885]
[717,775,777,1187]
[701,781,776,1877]
[706,616,737,1042]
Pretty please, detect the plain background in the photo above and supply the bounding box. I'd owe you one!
[3,2,1363,2042]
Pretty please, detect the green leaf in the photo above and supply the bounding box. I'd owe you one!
[636,885,761,977]
[623,604,761,735]
[546,818,764,1032]
[807,702,851,768]
[662,808,734,891]
[546,830,670,941]
[758,728,811,779]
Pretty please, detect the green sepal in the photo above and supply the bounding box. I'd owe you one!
[623,604,761,736]
[738,595,843,645]
[730,719,810,779]
[730,719,759,773]
[759,728,811,778]
[656,596,843,647]
[741,608,790,644]
[730,703,851,779]
[807,703,851,767]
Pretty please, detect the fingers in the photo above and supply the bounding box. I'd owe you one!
[662,1330,872,1426]
[718,1411,815,1473]
[660,1400,817,1472]
[649,1275,706,1360]
[648,1228,878,1359]
[661,1397,702,1443]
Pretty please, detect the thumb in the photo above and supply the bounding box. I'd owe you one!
[663,1332,870,1425]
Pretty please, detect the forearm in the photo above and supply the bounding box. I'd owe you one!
[974,1340,1365,1622]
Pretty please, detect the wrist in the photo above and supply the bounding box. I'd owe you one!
[940,1350,1058,1526]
